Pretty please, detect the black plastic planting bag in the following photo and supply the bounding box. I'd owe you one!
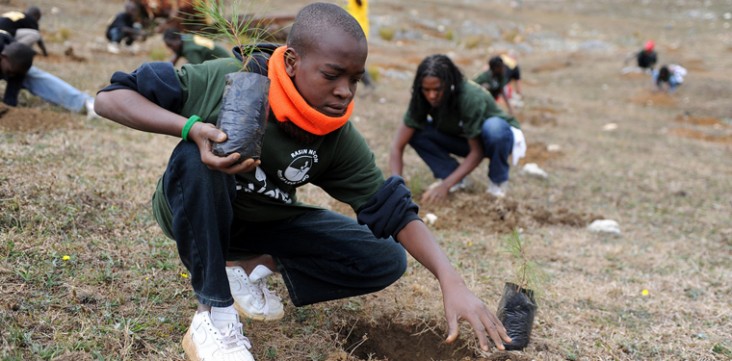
[212,72,270,160]
[496,282,537,351]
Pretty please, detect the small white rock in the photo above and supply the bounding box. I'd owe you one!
[522,163,548,179]
[587,219,621,235]
[547,144,561,152]
[602,123,618,131]
[424,213,438,225]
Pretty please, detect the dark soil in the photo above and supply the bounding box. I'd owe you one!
[0,106,81,132]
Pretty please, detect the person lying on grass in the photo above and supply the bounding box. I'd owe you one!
[0,6,48,56]
[0,31,97,117]
[95,3,511,360]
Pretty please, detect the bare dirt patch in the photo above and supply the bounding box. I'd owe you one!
[340,318,474,361]
[0,106,80,132]
[428,194,600,234]
[531,58,573,73]
[630,90,678,107]
[522,141,562,166]
[63,46,88,62]
[667,114,732,144]
[620,71,648,80]
[484,351,534,361]
[681,58,705,73]
[519,108,559,127]
[674,114,728,128]
[668,127,732,145]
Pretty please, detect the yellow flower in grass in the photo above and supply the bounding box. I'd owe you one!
[180,272,189,279]
[641,289,649,296]
[62,255,71,261]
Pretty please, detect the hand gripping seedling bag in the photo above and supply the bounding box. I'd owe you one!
[212,71,270,160]
[496,282,537,351]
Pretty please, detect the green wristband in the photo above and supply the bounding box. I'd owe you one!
[181,115,201,141]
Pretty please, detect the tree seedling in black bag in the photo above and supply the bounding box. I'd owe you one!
[496,230,544,351]
[211,72,269,160]
[195,0,271,160]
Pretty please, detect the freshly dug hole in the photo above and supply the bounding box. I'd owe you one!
[340,319,474,361]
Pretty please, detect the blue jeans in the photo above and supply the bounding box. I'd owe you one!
[160,141,407,307]
[22,67,91,113]
[409,116,514,184]
[106,27,135,45]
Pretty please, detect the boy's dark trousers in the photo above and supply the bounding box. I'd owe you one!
[157,141,407,307]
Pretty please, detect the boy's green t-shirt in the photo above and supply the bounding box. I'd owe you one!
[403,79,519,138]
[154,58,385,225]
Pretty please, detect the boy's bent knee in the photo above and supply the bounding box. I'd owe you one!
[378,241,408,286]
[164,141,237,198]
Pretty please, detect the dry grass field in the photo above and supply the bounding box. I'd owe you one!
[1,0,731,360]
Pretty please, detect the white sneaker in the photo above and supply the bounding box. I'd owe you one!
[106,42,120,54]
[124,43,140,54]
[227,265,284,321]
[182,311,254,361]
[85,98,99,120]
[487,181,507,198]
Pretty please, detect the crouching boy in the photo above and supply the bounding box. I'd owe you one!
[95,3,510,360]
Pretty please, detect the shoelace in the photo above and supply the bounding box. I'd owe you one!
[216,322,252,351]
[246,277,281,310]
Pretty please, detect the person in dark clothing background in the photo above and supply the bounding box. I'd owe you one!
[105,1,145,54]
[624,40,657,74]
[0,31,35,106]
[0,6,48,56]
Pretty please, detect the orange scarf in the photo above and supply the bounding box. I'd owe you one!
[267,46,353,136]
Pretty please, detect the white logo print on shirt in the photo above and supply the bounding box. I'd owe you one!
[240,166,292,204]
[278,149,319,185]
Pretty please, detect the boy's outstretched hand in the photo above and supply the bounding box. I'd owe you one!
[441,280,511,351]
[189,122,260,174]
[396,221,511,352]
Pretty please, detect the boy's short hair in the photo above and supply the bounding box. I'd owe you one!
[287,2,365,56]
[2,42,35,76]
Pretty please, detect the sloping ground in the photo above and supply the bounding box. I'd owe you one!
[1,0,731,360]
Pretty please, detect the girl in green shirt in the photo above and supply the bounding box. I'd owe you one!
[390,54,521,201]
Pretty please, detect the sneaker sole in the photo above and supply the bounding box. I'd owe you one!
[181,328,201,361]
[233,301,285,322]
